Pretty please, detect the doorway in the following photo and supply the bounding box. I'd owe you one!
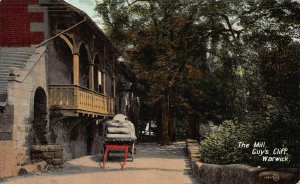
[33,87,48,145]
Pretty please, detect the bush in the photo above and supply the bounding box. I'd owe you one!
[199,120,242,164]
[199,117,270,165]
[199,100,299,168]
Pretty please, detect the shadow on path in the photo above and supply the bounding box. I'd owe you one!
[51,142,199,184]
[1,142,198,184]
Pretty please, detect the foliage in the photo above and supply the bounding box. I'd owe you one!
[96,0,217,143]
[197,0,300,168]
[95,0,300,165]
[200,96,298,168]
[200,120,244,164]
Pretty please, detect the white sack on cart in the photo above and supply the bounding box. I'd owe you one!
[104,114,137,140]
[106,120,123,127]
[107,127,130,134]
[106,134,133,139]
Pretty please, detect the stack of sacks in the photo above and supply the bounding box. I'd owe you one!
[105,114,137,140]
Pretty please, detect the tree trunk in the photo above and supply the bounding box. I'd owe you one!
[156,104,162,141]
[168,111,176,142]
[161,98,170,145]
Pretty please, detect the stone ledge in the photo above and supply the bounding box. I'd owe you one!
[259,171,297,184]
[192,162,298,184]
[31,145,63,152]
[192,162,266,184]
[186,139,299,184]
[30,144,64,169]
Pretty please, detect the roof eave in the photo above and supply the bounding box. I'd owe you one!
[57,0,121,56]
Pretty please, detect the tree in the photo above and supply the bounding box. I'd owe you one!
[194,0,300,167]
[96,0,206,144]
[95,0,300,150]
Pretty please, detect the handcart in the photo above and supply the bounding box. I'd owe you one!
[101,138,135,162]
[99,114,137,169]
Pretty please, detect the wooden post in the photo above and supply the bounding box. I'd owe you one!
[89,63,94,90]
[102,70,106,95]
[73,53,80,85]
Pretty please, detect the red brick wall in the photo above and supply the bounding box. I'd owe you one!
[0,0,44,47]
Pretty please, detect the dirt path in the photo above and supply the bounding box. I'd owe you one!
[1,142,197,184]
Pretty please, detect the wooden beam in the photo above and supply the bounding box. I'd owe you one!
[73,53,80,85]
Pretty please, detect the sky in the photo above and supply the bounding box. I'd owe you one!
[65,0,102,26]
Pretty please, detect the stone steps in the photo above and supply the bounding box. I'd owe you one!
[186,139,201,163]
[0,56,34,66]
[0,47,35,102]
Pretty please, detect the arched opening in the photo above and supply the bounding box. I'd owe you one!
[50,36,73,85]
[105,68,113,97]
[93,55,106,93]
[94,55,101,92]
[33,87,48,145]
[79,44,90,88]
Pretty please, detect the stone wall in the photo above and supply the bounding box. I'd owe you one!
[50,118,102,160]
[47,41,73,85]
[7,46,48,166]
[50,119,84,160]
[0,141,17,178]
[0,141,50,179]
[186,139,299,184]
[70,127,88,159]
[91,128,103,155]
[30,145,63,170]
[0,105,14,140]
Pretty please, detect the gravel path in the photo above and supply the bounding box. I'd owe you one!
[1,142,197,184]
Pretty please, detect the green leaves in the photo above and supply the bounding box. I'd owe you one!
[96,0,300,154]
[97,0,208,104]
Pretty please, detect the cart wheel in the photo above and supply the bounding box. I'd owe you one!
[130,145,134,162]
[98,150,103,168]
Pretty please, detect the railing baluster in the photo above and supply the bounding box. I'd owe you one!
[49,85,115,116]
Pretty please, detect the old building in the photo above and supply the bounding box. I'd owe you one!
[0,0,139,178]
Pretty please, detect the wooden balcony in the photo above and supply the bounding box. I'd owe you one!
[49,85,115,117]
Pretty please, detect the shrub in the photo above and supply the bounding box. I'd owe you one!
[199,102,299,168]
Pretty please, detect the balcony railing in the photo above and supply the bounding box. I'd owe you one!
[49,85,115,116]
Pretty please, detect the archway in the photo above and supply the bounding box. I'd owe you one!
[79,44,90,88]
[50,36,73,85]
[33,87,48,145]
[93,55,105,93]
